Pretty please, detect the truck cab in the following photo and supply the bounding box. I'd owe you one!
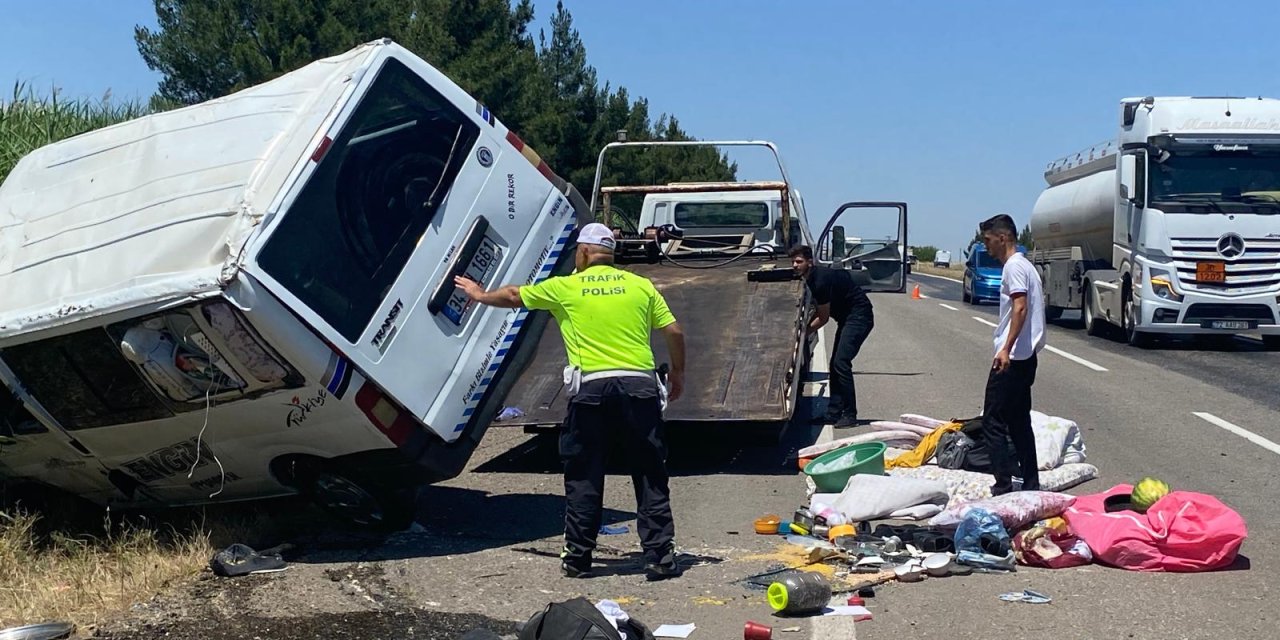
[636,187,796,250]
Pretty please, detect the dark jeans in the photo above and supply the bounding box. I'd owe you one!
[829,314,874,418]
[560,378,675,568]
[983,354,1040,493]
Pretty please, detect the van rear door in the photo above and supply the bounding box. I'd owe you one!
[244,45,577,442]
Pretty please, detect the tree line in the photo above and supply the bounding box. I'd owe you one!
[135,0,735,204]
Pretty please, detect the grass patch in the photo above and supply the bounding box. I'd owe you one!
[0,508,212,630]
[0,488,324,632]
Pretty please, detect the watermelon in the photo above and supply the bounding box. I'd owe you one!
[1131,477,1171,513]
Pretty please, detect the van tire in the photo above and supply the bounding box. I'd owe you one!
[1263,335,1280,351]
[304,467,416,533]
[1046,306,1064,321]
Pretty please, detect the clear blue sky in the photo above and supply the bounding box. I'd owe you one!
[5,0,1280,254]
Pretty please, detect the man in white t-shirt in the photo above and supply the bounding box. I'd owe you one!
[980,214,1046,495]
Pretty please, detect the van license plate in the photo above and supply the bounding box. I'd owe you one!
[443,235,501,324]
[1196,262,1226,283]
[1208,320,1251,330]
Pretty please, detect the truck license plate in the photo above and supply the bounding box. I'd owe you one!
[1208,320,1251,330]
[1196,261,1226,283]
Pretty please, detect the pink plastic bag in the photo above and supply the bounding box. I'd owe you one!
[1063,485,1247,572]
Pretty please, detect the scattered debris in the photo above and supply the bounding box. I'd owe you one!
[653,623,696,638]
[0,622,75,640]
[999,589,1053,604]
[209,544,287,577]
[495,407,526,422]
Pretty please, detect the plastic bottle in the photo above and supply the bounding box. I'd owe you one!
[767,571,832,615]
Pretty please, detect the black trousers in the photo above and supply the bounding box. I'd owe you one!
[982,354,1040,492]
[560,378,674,568]
[829,314,874,418]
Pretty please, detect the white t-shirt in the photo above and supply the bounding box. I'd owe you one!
[994,252,1046,360]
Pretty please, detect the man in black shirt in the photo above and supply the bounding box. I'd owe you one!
[790,245,875,428]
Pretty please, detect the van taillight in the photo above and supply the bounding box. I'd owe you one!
[354,382,414,446]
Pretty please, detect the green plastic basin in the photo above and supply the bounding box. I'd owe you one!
[803,442,887,493]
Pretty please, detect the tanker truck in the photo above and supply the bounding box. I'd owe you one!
[1029,96,1280,348]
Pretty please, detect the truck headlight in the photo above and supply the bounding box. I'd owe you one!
[1148,268,1182,302]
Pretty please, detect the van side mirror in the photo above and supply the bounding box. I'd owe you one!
[1119,154,1137,203]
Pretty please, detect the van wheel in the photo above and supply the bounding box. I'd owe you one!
[1263,336,1280,351]
[305,468,416,533]
[1046,306,1064,321]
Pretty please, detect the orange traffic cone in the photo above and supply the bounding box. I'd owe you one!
[912,284,922,300]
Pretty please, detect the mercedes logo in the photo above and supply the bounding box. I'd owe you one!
[1217,232,1246,259]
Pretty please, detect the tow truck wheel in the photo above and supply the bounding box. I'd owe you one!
[306,468,416,533]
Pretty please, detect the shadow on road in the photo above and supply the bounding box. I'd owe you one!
[473,420,820,479]
[280,487,635,564]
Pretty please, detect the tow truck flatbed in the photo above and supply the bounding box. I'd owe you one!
[496,256,806,426]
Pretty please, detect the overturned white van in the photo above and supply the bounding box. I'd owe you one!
[0,39,587,529]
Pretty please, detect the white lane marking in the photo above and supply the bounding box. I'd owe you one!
[970,317,1108,371]
[1043,345,1109,372]
[1194,412,1280,456]
[817,423,835,446]
[809,323,831,375]
[939,303,959,311]
[914,271,963,284]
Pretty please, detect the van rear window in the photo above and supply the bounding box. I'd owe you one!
[674,202,769,228]
[258,58,481,341]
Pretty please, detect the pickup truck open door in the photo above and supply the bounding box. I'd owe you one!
[817,202,909,293]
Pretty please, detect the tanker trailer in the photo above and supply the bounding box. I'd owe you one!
[1029,96,1280,348]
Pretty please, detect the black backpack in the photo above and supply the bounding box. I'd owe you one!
[517,598,656,640]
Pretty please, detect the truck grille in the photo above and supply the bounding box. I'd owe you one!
[1183,303,1276,323]
[1169,236,1280,295]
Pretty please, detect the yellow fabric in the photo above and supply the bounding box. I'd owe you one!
[519,264,676,373]
[885,422,962,469]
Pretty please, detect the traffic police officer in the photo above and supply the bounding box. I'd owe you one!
[454,223,687,580]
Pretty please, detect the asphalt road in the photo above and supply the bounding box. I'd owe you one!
[914,271,1280,412]
[100,272,1278,640]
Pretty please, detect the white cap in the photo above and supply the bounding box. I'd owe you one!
[577,223,616,250]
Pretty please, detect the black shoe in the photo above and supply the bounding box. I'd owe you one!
[561,561,594,578]
[834,413,859,428]
[644,559,682,581]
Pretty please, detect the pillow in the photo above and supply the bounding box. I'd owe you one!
[929,491,1077,531]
